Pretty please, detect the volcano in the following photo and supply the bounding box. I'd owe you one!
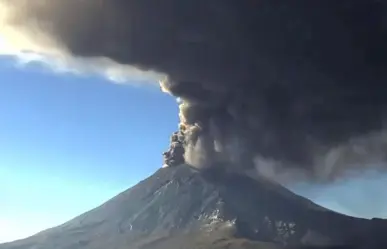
[0,165,386,249]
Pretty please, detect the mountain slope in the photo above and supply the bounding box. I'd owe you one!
[0,165,386,249]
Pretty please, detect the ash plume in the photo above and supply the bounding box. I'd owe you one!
[2,0,387,182]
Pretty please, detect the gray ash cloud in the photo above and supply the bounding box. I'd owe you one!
[4,0,387,181]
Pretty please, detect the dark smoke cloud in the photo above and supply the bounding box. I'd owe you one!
[3,0,387,182]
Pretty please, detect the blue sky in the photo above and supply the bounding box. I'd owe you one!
[0,57,178,242]
[1,56,387,243]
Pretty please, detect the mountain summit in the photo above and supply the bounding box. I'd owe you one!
[1,165,386,249]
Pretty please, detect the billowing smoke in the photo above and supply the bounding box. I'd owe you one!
[2,0,387,182]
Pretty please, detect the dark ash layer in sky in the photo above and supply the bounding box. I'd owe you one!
[6,0,387,181]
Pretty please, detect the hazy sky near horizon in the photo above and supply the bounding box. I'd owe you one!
[1,56,387,243]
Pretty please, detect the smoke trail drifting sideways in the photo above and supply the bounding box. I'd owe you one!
[0,0,163,83]
[2,0,387,182]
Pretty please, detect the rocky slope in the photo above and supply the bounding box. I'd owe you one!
[0,165,386,249]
